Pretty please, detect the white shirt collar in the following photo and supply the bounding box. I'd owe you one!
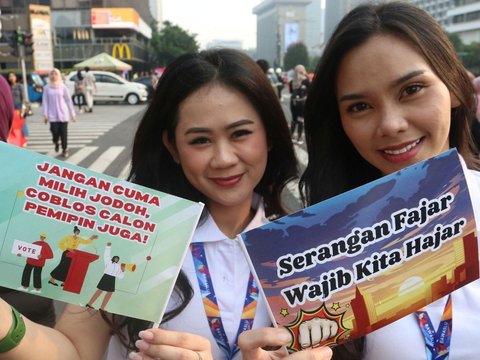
[192,194,267,243]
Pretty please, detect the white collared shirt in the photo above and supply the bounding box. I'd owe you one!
[107,197,272,359]
[363,169,480,360]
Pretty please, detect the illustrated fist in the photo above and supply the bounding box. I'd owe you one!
[299,318,338,349]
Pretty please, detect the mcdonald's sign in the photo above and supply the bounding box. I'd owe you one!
[112,43,131,60]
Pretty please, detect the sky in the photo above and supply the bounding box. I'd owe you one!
[162,0,262,50]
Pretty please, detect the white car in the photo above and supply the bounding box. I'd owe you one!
[65,71,148,105]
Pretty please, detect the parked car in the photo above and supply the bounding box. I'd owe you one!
[65,71,148,105]
[0,72,45,103]
[133,76,154,100]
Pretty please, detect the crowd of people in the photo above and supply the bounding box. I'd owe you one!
[1,1,480,359]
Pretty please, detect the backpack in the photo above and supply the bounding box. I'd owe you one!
[291,82,308,106]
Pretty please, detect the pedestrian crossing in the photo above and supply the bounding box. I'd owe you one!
[26,121,120,153]
[25,121,132,180]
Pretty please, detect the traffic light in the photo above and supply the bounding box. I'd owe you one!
[15,30,24,45]
[22,32,33,55]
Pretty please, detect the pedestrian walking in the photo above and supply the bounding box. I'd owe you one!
[289,64,310,144]
[275,67,285,99]
[7,73,29,141]
[73,70,86,113]
[83,66,96,113]
[42,68,76,158]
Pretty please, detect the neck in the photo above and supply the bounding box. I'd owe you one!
[209,199,255,239]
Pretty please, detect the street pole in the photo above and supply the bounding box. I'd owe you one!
[18,27,30,113]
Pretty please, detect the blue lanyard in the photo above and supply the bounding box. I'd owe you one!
[415,295,452,360]
[191,242,258,360]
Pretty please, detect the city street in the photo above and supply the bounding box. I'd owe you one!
[25,103,147,179]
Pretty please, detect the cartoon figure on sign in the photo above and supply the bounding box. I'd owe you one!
[49,226,98,287]
[86,242,135,311]
[17,233,54,294]
[298,318,338,349]
[285,303,349,351]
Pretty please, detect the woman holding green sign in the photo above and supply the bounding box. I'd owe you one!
[300,2,480,360]
[0,49,332,360]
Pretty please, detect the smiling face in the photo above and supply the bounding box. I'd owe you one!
[163,84,268,217]
[336,34,458,176]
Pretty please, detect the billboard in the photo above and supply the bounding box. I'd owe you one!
[285,22,300,50]
[29,5,54,73]
[91,8,151,39]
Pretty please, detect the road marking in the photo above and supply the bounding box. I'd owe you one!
[88,146,125,173]
[26,122,121,154]
[118,161,132,180]
[64,146,99,165]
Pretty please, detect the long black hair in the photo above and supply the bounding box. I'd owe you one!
[300,1,478,208]
[300,2,478,359]
[106,48,297,352]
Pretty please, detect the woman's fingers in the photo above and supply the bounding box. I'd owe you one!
[238,327,333,360]
[286,347,333,360]
[238,327,291,359]
[132,328,212,360]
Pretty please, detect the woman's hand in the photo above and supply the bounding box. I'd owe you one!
[43,116,48,124]
[0,299,13,340]
[238,328,333,360]
[128,328,213,360]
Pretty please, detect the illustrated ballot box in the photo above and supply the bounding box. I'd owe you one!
[63,250,99,294]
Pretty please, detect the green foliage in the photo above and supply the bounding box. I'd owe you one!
[150,21,199,66]
[308,56,321,73]
[460,42,480,75]
[448,32,480,75]
[448,32,463,52]
[283,42,309,71]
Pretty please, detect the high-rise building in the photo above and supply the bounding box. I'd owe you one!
[253,0,312,67]
[323,0,397,45]
[408,1,480,44]
[149,0,163,30]
[305,0,324,57]
[410,0,454,26]
[0,0,155,72]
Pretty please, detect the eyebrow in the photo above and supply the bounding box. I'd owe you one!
[338,69,426,103]
[184,119,255,135]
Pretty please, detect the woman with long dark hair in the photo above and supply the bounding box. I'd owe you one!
[301,2,480,359]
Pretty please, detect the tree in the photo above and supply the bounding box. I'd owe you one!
[283,42,309,71]
[447,32,480,74]
[448,32,463,53]
[150,21,199,66]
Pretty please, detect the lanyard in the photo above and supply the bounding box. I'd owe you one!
[415,294,452,360]
[191,242,258,360]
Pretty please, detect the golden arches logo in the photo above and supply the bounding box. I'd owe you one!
[112,43,131,60]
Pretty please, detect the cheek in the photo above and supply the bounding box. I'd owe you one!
[176,147,205,177]
[341,119,362,146]
[252,133,269,161]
